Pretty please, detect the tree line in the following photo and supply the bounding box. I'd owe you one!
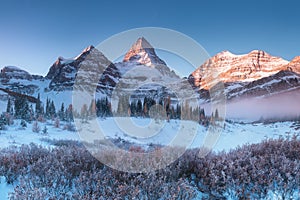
[0,93,221,130]
[0,93,74,130]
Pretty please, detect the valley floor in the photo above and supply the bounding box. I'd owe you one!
[0,117,299,199]
[0,117,298,151]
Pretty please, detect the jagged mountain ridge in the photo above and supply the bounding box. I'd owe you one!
[1,39,300,114]
[188,50,300,101]
[189,50,289,89]
[0,37,183,110]
[46,45,120,93]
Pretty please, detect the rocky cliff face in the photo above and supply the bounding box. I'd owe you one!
[286,56,300,74]
[1,66,33,81]
[189,50,289,89]
[189,50,300,101]
[0,66,44,95]
[46,45,96,91]
[45,45,121,94]
[224,70,300,100]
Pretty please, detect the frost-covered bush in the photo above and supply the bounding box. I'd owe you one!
[54,117,60,128]
[178,137,300,199]
[42,125,47,135]
[20,120,27,128]
[32,121,40,133]
[1,137,300,199]
[63,122,76,132]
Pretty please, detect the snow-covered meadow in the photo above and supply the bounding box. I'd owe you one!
[0,117,299,199]
[0,117,298,152]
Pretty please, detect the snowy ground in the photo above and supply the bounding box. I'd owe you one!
[0,118,299,199]
[0,177,13,199]
[0,118,298,152]
[0,120,80,149]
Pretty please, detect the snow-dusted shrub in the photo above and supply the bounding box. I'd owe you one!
[4,113,14,126]
[37,114,46,123]
[54,117,60,128]
[42,125,47,135]
[20,120,27,128]
[63,122,76,132]
[179,137,300,199]
[32,121,40,133]
[2,137,300,199]
[40,138,82,147]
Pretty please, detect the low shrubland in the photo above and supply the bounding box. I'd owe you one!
[1,136,300,199]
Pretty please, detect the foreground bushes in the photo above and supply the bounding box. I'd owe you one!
[0,137,300,199]
[179,137,300,199]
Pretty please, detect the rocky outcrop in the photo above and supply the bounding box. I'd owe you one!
[225,70,300,100]
[286,56,300,74]
[46,46,121,93]
[0,66,32,81]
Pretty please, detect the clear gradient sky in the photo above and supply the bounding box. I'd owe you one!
[0,0,299,75]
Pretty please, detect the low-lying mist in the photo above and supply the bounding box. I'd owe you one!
[226,89,300,121]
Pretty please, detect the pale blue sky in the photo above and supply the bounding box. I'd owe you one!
[0,0,299,76]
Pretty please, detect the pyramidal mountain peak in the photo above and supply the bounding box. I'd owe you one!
[46,45,97,80]
[123,37,166,66]
[74,45,95,60]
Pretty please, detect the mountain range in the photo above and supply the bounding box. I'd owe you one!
[1,37,300,119]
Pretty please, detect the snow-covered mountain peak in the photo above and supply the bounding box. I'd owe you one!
[217,50,238,57]
[74,45,95,60]
[130,37,153,51]
[286,56,300,74]
[0,66,32,80]
[248,49,267,55]
[123,37,166,66]
[189,49,290,90]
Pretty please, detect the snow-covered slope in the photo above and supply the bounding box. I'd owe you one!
[225,70,300,100]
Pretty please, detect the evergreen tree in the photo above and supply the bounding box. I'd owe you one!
[29,104,34,121]
[22,101,30,121]
[80,104,88,122]
[200,108,205,118]
[49,100,56,117]
[215,109,219,119]
[105,97,112,117]
[136,99,142,116]
[130,101,136,116]
[14,96,30,121]
[45,98,50,118]
[0,113,7,127]
[59,103,65,120]
[66,104,73,122]
[176,104,181,119]
[143,97,148,117]
[6,98,11,114]
[96,99,102,117]
[158,98,163,106]
[95,97,111,117]
[192,106,200,122]
[35,93,42,116]
[117,96,129,116]
[88,100,96,117]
